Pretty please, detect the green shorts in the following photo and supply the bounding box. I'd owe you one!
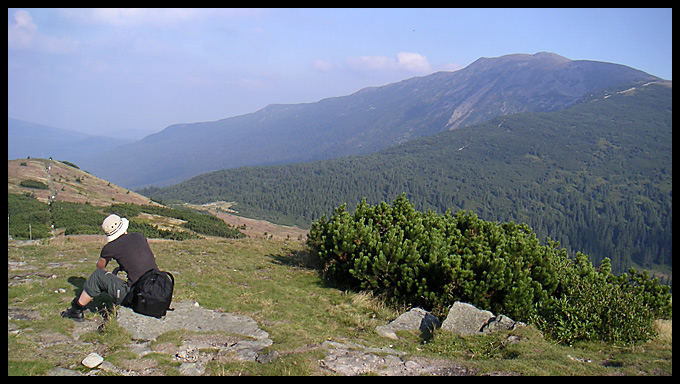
[82,269,131,305]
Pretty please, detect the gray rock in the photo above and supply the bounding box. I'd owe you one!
[375,307,441,339]
[480,314,525,334]
[46,367,83,376]
[441,302,525,336]
[319,340,474,376]
[256,350,280,364]
[377,302,524,340]
[440,301,494,335]
[178,361,206,376]
[115,300,276,371]
[116,300,269,341]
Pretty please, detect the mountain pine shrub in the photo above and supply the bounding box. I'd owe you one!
[19,179,49,190]
[307,195,672,344]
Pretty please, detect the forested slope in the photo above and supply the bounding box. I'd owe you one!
[142,82,672,276]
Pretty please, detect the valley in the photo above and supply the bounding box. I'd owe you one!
[9,52,672,290]
[144,81,672,278]
[7,57,673,375]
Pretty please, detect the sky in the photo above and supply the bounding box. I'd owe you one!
[8,8,673,140]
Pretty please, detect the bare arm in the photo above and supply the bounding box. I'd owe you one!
[96,257,109,270]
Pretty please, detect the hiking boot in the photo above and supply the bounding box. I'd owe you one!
[61,299,85,322]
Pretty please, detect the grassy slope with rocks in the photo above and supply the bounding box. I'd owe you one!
[8,235,671,376]
[8,158,155,207]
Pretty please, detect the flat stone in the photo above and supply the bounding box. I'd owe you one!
[46,367,83,376]
[179,361,206,376]
[116,300,269,341]
[319,340,474,376]
[82,352,104,369]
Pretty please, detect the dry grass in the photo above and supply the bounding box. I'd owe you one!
[8,158,156,206]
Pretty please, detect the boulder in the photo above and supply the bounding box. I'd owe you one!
[375,307,441,340]
[480,314,525,334]
[376,302,525,339]
[441,302,525,336]
[441,302,494,335]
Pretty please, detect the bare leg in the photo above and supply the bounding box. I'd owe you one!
[76,290,93,307]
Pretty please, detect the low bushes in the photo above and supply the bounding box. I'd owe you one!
[307,195,671,344]
[8,194,244,240]
[19,179,49,190]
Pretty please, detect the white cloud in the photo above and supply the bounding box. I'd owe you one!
[344,52,432,74]
[8,9,78,53]
[395,52,431,73]
[345,55,394,71]
[8,10,38,49]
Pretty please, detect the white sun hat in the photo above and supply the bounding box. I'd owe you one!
[102,214,129,243]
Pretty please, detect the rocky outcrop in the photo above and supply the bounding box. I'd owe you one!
[376,301,525,339]
[319,339,475,376]
[115,300,273,375]
[44,300,524,376]
[442,302,526,335]
[116,300,269,342]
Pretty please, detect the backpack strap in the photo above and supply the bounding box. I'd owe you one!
[165,271,175,312]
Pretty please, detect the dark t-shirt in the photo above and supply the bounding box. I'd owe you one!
[100,232,159,286]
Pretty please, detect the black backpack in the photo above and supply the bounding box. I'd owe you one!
[127,269,174,318]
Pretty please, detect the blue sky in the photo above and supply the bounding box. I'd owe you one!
[8,8,672,140]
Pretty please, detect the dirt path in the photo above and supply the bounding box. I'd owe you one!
[43,159,58,202]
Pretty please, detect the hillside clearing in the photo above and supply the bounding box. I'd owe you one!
[181,201,308,241]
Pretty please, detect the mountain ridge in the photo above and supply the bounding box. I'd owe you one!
[143,81,672,275]
[74,52,659,189]
[7,118,134,163]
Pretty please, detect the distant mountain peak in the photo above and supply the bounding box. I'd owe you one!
[531,51,569,60]
[75,52,659,189]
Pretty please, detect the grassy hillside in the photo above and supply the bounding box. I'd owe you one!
[7,236,672,375]
[8,158,249,241]
[8,158,155,207]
